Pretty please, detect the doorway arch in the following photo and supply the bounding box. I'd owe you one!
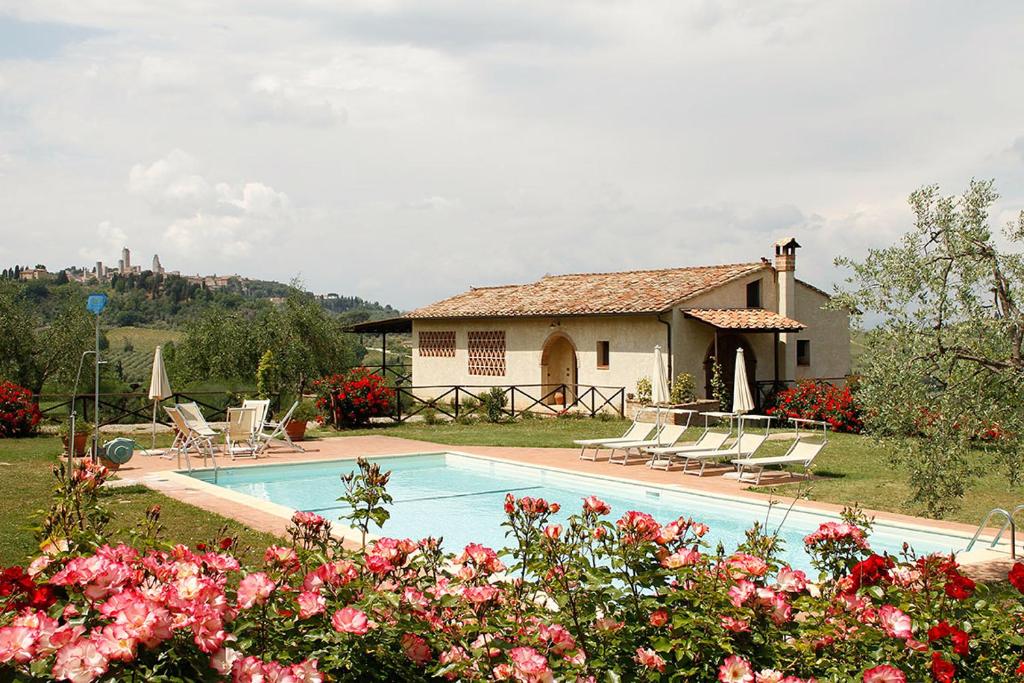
[540,332,578,406]
[703,334,757,405]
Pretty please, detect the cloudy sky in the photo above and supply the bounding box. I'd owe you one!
[1,1,1023,309]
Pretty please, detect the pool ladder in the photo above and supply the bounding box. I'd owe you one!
[965,505,1024,559]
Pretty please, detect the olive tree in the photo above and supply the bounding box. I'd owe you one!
[169,291,363,398]
[0,283,94,395]
[832,179,1024,517]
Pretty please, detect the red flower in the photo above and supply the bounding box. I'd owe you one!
[944,571,975,600]
[1009,562,1024,594]
[930,653,955,683]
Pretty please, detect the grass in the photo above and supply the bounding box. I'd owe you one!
[337,416,637,448]
[748,432,1024,527]
[0,435,279,567]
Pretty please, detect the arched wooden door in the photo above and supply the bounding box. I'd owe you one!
[703,335,756,405]
[541,333,578,405]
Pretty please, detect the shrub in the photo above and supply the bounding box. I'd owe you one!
[313,368,395,428]
[669,372,696,404]
[478,387,508,423]
[2,470,1024,682]
[0,381,41,437]
[635,376,652,405]
[767,380,863,433]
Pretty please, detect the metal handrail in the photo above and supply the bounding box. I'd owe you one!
[966,507,1017,559]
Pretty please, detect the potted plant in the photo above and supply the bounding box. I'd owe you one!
[59,420,93,457]
[285,400,317,441]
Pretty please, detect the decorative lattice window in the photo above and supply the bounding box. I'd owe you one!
[418,331,456,358]
[467,331,506,376]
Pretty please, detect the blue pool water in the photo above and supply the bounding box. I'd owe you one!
[188,453,967,572]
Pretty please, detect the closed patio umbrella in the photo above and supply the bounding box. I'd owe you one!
[733,347,755,438]
[652,345,670,427]
[148,345,172,451]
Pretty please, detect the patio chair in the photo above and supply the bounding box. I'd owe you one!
[731,418,829,484]
[176,402,219,439]
[647,411,734,470]
[225,407,258,459]
[164,405,216,470]
[242,399,271,434]
[574,419,658,461]
[255,400,306,454]
[608,418,692,466]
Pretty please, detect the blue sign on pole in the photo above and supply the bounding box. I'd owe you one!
[86,293,108,315]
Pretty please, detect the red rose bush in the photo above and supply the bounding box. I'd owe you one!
[767,381,863,433]
[313,368,395,428]
[2,461,1023,681]
[0,381,42,438]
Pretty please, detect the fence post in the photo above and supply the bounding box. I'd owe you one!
[395,388,402,423]
[619,389,625,417]
[591,388,596,417]
[454,387,460,420]
[510,387,516,417]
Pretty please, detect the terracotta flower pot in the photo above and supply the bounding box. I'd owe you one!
[285,420,308,442]
[62,433,89,457]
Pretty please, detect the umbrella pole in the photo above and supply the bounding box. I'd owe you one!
[152,400,158,452]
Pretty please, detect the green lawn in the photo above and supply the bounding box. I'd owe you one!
[749,432,1024,527]
[0,435,279,567]
[337,416,639,448]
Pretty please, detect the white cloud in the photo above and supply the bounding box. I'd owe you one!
[2,2,1024,306]
[78,220,128,261]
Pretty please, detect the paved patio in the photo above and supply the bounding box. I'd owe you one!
[111,434,1015,581]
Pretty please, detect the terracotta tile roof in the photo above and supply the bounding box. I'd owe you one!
[683,308,806,331]
[408,262,770,319]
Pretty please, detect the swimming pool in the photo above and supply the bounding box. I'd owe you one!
[187,452,969,571]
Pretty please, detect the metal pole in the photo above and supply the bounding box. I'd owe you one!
[93,313,101,459]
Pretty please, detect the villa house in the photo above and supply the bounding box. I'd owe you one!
[352,239,850,408]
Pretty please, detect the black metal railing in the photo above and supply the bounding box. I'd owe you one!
[390,384,626,422]
[363,363,412,386]
[34,390,264,428]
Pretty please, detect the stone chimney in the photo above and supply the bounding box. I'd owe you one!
[774,237,800,379]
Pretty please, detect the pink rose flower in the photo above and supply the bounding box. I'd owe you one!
[862,664,906,683]
[719,655,755,683]
[331,607,370,635]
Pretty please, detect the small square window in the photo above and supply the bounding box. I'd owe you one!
[746,280,761,308]
[797,339,811,366]
[596,341,610,368]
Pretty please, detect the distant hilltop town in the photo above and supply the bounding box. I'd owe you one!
[7,246,240,291]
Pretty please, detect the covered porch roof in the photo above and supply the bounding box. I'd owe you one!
[343,317,412,334]
[682,307,805,332]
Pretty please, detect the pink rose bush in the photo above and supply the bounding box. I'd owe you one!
[3,480,1024,681]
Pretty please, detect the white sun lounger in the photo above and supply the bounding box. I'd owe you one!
[647,430,731,470]
[176,402,219,438]
[681,432,769,476]
[226,407,258,459]
[608,419,691,465]
[574,420,658,461]
[165,405,216,470]
[731,418,829,484]
[256,400,306,454]
[242,399,271,434]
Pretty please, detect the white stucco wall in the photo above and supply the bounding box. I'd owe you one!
[411,315,667,402]
[410,269,850,404]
